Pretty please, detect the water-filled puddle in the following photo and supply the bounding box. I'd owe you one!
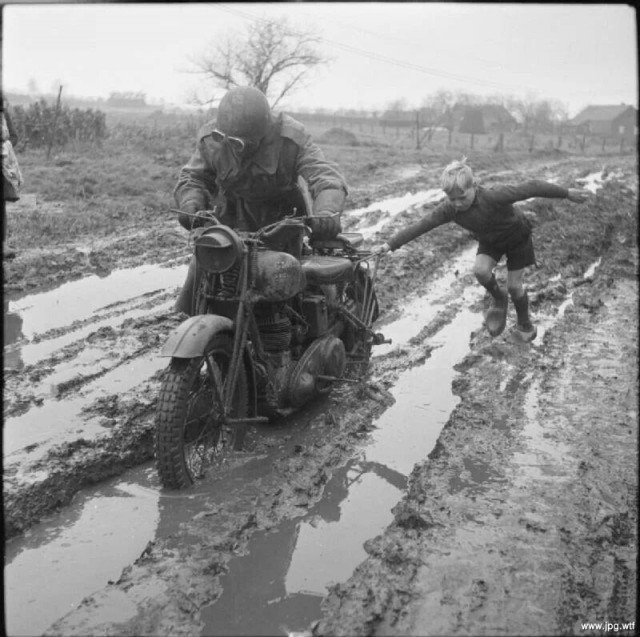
[346,188,444,240]
[374,245,476,357]
[3,262,187,370]
[3,351,165,461]
[4,465,161,637]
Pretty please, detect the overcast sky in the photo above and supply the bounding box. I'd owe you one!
[2,2,637,116]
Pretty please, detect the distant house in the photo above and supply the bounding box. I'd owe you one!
[106,92,148,108]
[569,104,638,141]
[450,103,517,133]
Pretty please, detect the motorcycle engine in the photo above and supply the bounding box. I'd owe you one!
[255,305,292,353]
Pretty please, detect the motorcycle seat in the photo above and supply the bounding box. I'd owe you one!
[301,256,353,285]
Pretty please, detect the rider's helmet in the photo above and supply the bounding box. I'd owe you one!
[216,87,271,141]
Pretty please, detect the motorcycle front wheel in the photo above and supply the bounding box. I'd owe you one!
[155,334,248,489]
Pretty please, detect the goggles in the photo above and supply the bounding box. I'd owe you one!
[210,129,245,154]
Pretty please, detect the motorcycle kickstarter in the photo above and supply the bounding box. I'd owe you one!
[155,205,387,489]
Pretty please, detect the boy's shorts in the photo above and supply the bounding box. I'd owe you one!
[477,235,536,271]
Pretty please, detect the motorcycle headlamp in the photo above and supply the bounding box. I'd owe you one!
[194,225,244,273]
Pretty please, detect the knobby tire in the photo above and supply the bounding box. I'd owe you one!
[155,334,248,489]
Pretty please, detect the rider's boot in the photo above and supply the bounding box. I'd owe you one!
[512,291,537,342]
[482,275,508,337]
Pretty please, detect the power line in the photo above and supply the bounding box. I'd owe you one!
[212,4,539,94]
[318,13,510,72]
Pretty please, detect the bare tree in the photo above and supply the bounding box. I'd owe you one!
[190,16,326,108]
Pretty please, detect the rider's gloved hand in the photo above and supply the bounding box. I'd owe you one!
[307,211,342,241]
[194,209,220,227]
[178,202,202,230]
[179,203,219,230]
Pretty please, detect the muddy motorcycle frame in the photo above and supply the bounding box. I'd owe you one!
[155,209,386,489]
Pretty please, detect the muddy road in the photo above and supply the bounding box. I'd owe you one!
[3,152,637,636]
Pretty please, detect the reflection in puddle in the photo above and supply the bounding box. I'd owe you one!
[202,462,404,636]
[285,468,403,595]
[4,465,161,637]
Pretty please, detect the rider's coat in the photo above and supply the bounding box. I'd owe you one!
[174,113,348,231]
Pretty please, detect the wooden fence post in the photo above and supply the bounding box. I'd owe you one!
[415,110,421,150]
[601,137,606,152]
[46,85,63,160]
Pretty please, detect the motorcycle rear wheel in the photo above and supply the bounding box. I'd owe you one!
[155,334,248,489]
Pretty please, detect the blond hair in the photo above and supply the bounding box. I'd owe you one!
[441,158,474,194]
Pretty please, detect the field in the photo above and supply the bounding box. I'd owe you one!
[3,114,638,636]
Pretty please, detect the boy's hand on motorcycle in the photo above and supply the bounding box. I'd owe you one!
[372,242,391,256]
[567,188,589,204]
[523,210,538,226]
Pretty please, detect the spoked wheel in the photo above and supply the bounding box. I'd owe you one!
[155,334,248,489]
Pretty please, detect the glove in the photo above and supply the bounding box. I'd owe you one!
[179,204,218,230]
[307,211,342,241]
[178,202,201,230]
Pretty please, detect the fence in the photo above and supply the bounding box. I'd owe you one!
[293,113,635,156]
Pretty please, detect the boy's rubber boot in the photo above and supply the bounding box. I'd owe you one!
[484,279,508,337]
[512,291,537,342]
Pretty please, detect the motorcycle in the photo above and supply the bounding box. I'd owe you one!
[155,207,387,489]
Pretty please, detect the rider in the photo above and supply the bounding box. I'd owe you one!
[174,86,349,315]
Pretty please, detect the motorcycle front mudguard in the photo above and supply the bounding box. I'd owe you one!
[160,315,234,358]
[160,314,258,418]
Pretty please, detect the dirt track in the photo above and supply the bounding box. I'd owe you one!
[3,151,637,636]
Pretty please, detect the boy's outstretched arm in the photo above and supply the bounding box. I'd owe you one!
[380,202,454,252]
[489,180,588,205]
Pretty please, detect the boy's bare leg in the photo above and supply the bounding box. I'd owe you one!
[474,254,508,336]
[507,267,537,341]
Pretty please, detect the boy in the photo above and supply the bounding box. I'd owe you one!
[374,159,589,341]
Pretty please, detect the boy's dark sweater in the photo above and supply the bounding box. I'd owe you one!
[387,180,569,251]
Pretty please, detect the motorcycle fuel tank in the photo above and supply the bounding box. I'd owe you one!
[251,250,306,302]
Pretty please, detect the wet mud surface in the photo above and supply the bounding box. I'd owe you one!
[3,152,637,635]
